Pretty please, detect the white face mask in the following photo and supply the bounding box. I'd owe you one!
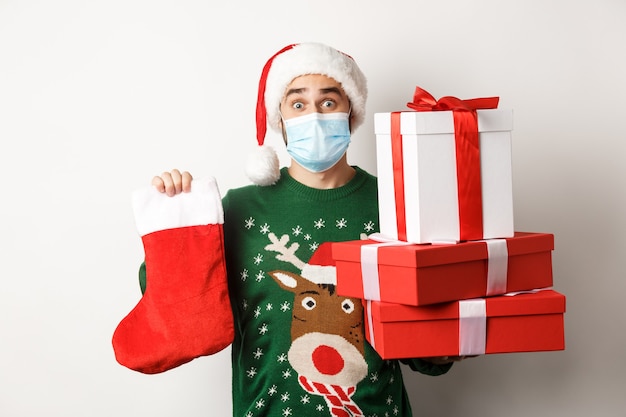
[283,112,351,173]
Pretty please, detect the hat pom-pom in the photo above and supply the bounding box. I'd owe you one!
[245,145,280,186]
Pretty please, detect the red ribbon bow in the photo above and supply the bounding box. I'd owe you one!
[406,86,499,113]
[391,87,499,242]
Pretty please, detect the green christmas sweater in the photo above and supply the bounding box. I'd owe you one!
[220,167,452,417]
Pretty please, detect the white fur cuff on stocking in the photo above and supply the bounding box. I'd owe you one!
[131,177,224,236]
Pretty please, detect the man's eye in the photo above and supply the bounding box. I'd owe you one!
[322,100,334,108]
[292,102,304,110]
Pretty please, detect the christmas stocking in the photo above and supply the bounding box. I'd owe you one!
[112,177,234,374]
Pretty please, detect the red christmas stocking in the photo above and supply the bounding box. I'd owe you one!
[112,177,234,374]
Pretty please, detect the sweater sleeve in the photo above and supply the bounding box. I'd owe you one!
[138,262,147,294]
[400,358,453,376]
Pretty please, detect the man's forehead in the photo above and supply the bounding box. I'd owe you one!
[284,75,345,97]
[288,74,341,87]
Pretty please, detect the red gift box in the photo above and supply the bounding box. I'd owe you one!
[332,232,554,306]
[363,289,566,359]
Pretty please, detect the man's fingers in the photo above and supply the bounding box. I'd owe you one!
[150,169,193,196]
[181,171,193,192]
[169,169,183,195]
[151,175,166,192]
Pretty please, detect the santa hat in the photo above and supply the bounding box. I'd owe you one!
[246,42,368,186]
[300,242,337,285]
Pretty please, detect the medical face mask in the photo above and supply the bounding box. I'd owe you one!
[283,112,351,173]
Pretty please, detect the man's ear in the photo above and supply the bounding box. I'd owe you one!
[278,103,289,144]
[348,101,354,133]
[280,121,288,145]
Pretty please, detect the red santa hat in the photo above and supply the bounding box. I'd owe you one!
[246,42,368,186]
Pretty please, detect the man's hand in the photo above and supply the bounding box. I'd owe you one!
[422,355,476,365]
[151,169,193,196]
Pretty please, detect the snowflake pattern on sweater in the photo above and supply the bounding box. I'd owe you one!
[221,167,447,417]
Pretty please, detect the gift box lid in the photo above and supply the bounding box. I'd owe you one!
[374,108,513,135]
[332,232,554,269]
[368,289,566,323]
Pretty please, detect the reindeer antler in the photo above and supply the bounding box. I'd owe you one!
[265,233,306,270]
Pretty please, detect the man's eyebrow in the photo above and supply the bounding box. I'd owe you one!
[284,87,307,98]
[319,87,343,96]
[283,86,344,99]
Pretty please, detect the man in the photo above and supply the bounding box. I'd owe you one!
[151,42,458,417]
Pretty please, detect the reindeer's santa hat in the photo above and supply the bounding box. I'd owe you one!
[246,42,369,186]
[300,241,337,285]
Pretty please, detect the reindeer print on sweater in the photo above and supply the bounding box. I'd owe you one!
[267,234,368,416]
[223,168,425,417]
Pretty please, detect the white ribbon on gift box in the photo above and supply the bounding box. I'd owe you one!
[365,300,377,349]
[360,235,414,300]
[457,240,507,356]
[365,297,489,355]
[484,239,509,296]
[459,299,487,355]
[361,234,511,301]
[457,287,551,356]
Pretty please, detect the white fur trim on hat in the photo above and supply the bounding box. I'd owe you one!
[300,264,337,285]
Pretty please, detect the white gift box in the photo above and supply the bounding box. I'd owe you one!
[375,109,514,244]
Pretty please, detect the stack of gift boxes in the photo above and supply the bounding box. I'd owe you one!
[332,87,566,359]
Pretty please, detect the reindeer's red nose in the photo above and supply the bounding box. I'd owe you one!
[312,345,345,375]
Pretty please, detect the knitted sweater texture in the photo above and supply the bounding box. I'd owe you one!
[221,167,450,417]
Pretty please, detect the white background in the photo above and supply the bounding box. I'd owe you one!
[1,0,624,416]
